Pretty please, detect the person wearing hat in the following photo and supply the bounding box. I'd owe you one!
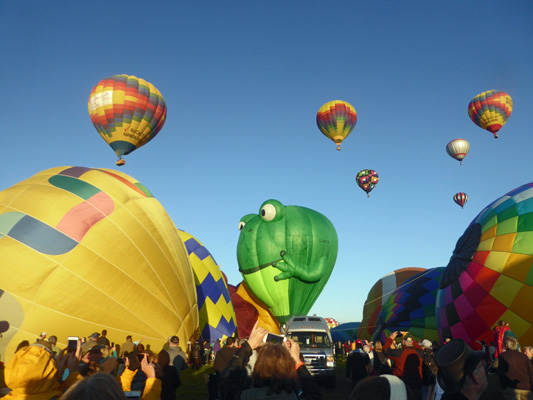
[166,336,187,380]
[435,338,487,400]
[383,331,425,400]
[81,332,100,354]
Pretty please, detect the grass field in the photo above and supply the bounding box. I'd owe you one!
[178,357,506,400]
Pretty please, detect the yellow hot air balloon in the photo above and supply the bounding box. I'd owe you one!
[468,90,512,139]
[0,166,197,360]
[446,139,470,165]
[88,75,167,166]
[316,100,358,150]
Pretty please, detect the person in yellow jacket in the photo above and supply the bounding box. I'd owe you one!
[118,353,161,400]
[4,343,65,400]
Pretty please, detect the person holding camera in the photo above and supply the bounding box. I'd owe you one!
[218,323,322,400]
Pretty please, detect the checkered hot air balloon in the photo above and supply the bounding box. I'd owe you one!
[437,182,533,348]
[356,169,379,198]
[88,75,167,166]
[316,100,357,150]
[468,90,512,139]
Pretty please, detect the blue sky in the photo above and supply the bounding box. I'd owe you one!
[1,1,532,323]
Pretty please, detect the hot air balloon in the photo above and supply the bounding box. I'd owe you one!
[454,192,468,208]
[446,139,470,165]
[316,100,357,150]
[357,268,427,340]
[0,166,197,361]
[437,182,533,348]
[237,200,338,323]
[88,75,167,166]
[371,267,444,344]
[356,169,379,197]
[468,90,512,139]
[178,230,237,342]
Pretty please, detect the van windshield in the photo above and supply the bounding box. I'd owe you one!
[287,332,331,348]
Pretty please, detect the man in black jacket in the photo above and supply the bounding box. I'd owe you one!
[498,337,533,400]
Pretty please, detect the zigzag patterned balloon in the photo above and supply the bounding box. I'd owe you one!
[179,230,237,341]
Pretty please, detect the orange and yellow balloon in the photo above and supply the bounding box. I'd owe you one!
[468,90,512,139]
[316,100,357,150]
[88,75,167,165]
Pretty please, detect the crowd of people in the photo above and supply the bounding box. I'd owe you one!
[0,320,532,400]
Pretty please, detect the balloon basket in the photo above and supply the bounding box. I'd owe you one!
[336,145,341,151]
[116,159,125,166]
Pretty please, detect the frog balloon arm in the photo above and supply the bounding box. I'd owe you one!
[273,250,325,283]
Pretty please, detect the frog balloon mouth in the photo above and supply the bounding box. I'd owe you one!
[239,259,283,275]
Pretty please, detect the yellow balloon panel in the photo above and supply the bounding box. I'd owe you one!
[0,167,197,360]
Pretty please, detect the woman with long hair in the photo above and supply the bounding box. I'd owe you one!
[219,323,322,400]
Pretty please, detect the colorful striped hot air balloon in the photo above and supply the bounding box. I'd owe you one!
[316,100,357,150]
[454,192,468,209]
[88,75,167,166]
[446,139,470,165]
[468,90,512,139]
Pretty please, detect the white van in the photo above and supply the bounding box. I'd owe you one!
[285,315,336,387]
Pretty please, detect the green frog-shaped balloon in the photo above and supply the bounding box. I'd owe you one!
[237,199,338,323]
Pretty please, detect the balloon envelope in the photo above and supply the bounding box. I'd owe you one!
[88,75,167,164]
[356,169,379,197]
[446,139,470,165]
[237,200,338,323]
[357,268,426,340]
[178,230,237,342]
[454,193,468,208]
[316,100,357,150]
[0,167,197,360]
[437,182,533,347]
[468,90,512,138]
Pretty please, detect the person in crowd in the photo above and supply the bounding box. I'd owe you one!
[97,329,111,347]
[166,336,187,381]
[497,336,533,400]
[218,323,322,400]
[190,338,202,370]
[435,338,487,400]
[203,340,211,365]
[383,331,424,400]
[349,374,415,400]
[120,335,135,358]
[346,340,372,389]
[81,332,100,353]
[118,354,162,400]
[373,340,393,376]
[208,337,239,400]
[420,339,438,400]
[493,321,520,361]
[38,332,47,341]
[47,335,61,358]
[157,350,180,400]
[14,340,30,354]
[61,371,128,400]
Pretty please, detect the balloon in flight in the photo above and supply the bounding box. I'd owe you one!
[356,169,379,197]
[0,167,197,361]
[88,74,167,166]
[453,192,468,208]
[316,100,357,150]
[468,90,512,139]
[446,139,470,165]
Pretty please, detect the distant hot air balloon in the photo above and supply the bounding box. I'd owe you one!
[454,192,468,208]
[468,90,512,139]
[446,139,470,165]
[356,169,379,197]
[88,75,167,166]
[316,100,357,150]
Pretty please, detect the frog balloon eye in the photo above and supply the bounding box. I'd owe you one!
[238,221,245,231]
[261,204,277,221]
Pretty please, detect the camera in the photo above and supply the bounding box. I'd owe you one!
[124,391,142,400]
[263,332,286,344]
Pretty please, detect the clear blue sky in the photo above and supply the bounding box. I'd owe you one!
[1,1,532,323]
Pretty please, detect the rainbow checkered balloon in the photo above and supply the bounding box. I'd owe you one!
[437,183,533,347]
[468,90,512,139]
[316,100,357,150]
